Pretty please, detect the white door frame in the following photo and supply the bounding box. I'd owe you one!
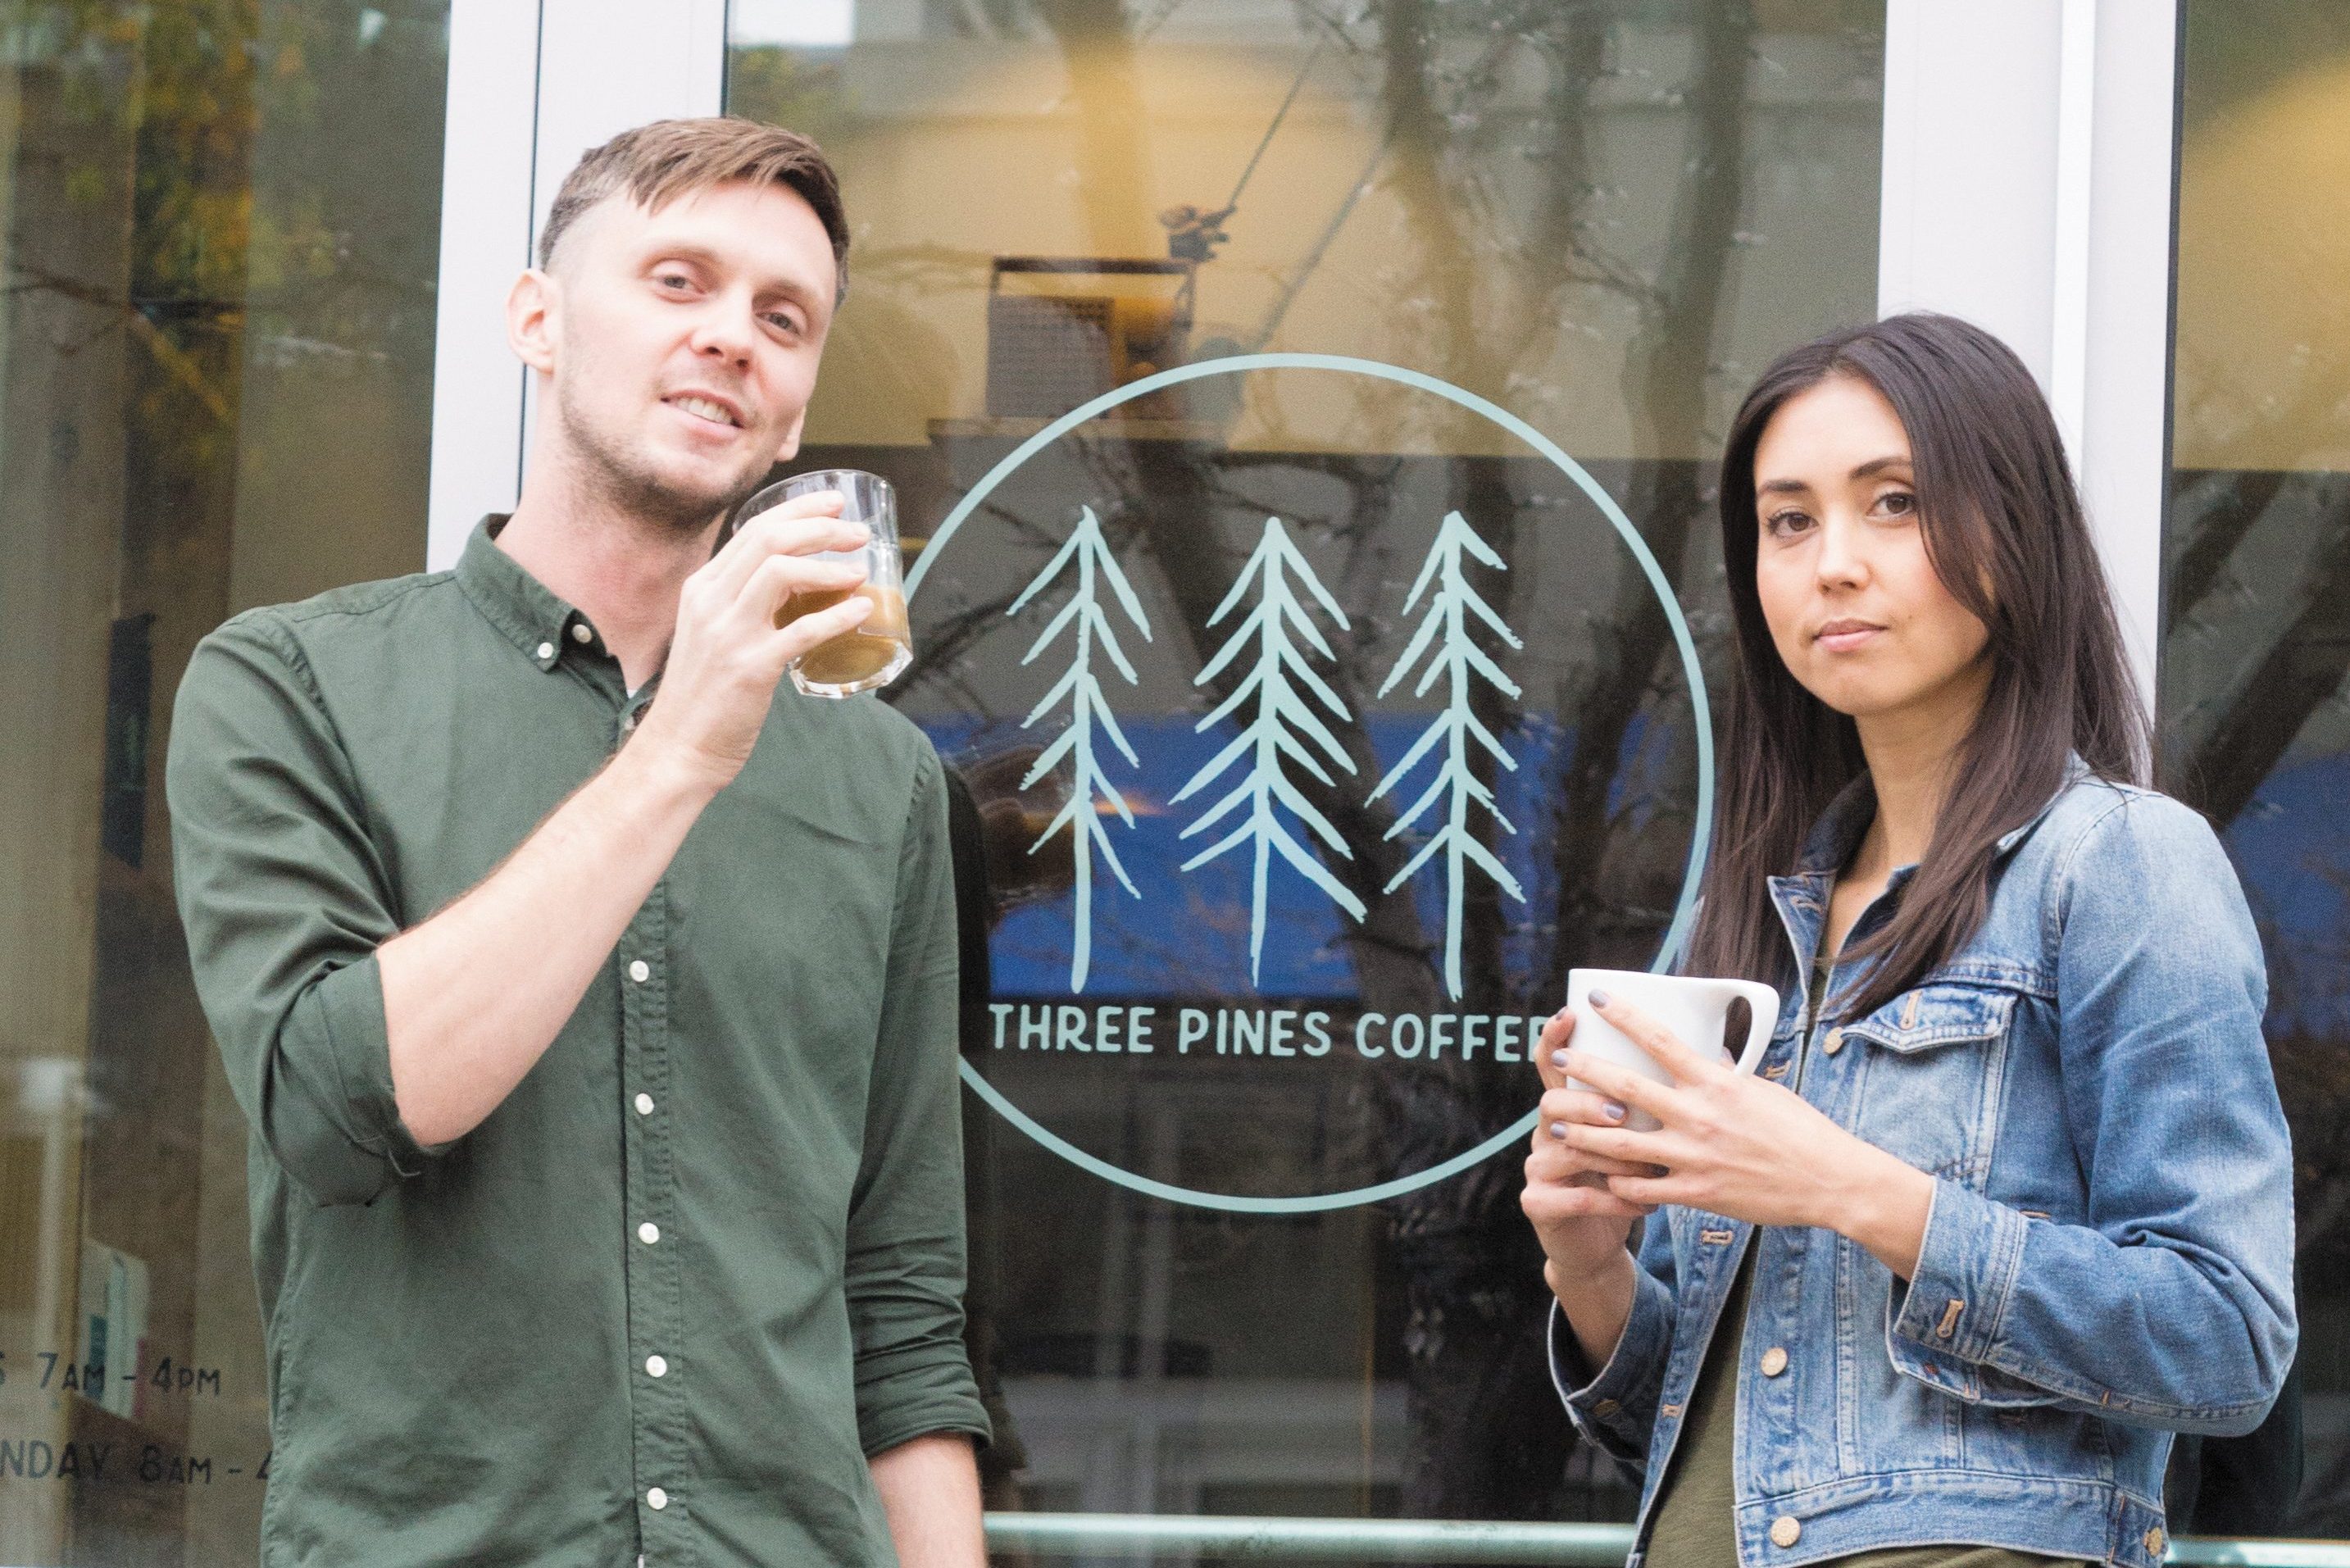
[425,0,2184,720]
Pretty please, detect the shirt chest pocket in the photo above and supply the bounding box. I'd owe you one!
[1841,983,2020,1188]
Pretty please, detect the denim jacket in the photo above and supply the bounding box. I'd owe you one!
[1549,766,2298,1566]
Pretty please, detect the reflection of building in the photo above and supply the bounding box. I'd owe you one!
[4,1,2349,1561]
[985,258,1195,420]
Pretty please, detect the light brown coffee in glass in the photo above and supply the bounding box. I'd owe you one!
[775,583,911,688]
[740,468,912,698]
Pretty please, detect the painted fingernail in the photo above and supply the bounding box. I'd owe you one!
[1589,989,1612,1008]
[1550,1050,1568,1070]
[1548,1122,1569,1140]
[1603,1101,1628,1123]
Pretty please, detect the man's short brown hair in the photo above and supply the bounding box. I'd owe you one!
[537,117,850,298]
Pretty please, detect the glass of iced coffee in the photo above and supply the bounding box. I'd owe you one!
[746,469,912,698]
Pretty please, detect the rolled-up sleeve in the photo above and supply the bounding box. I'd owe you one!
[1548,1216,1680,1478]
[166,612,442,1206]
[1886,793,2296,1435]
[845,742,991,1457]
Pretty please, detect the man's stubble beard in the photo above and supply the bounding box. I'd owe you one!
[554,373,774,539]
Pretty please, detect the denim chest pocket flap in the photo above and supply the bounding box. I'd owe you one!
[1843,980,2017,1054]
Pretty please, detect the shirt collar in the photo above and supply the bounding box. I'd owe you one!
[455,515,591,672]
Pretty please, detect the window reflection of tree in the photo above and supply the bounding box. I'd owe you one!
[958,0,1787,1527]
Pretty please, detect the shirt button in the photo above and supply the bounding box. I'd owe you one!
[1823,1028,1846,1056]
[645,1354,668,1379]
[2144,1528,2166,1556]
[535,641,555,661]
[635,1093,655,1116]
[646,1486,668,1511]
[1770,1516,1802,1548]
[571,621,593,644]
[1760,1346,1789,1377]
[639,1221,660,1244]
[629,960,651,984]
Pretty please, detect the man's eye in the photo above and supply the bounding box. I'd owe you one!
[656,273,693,291]
[765,312,801,335]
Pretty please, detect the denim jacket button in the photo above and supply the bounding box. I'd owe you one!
[2144,1527,2166,1556]
[1770,1516,1802,1548]
[1822,1028,1846,1056]
[1760,1346,1789,1377]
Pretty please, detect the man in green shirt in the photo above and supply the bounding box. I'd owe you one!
[166,117,989,1566]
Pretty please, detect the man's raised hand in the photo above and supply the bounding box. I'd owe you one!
[634,490,875,793]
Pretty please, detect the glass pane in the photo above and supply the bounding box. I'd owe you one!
[728,0,1885,1530]
[0,2,448,1560]
[2165,0,2350,1538]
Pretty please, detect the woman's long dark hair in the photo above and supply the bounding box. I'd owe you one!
[1684,312,2148,1021]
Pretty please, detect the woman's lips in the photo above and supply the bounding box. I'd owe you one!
[1816,624,1883,653]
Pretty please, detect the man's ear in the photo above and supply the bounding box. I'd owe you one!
[508,268,559,375]
[775,403,809,463]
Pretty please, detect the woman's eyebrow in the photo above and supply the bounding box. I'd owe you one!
[1851,455,1913,479]
[1757,476,1811,498]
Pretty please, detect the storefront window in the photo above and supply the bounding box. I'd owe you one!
[2166,0,2350,1538]
[0,2,447,1558]
[728,0,1887,1531]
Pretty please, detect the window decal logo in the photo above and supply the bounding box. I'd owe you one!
[913,353,1712,1213]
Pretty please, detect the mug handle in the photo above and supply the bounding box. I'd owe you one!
[1695,979,1781,1075]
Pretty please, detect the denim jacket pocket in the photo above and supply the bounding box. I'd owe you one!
[1843,983,2020,1188]
[1846,982,2018,1054]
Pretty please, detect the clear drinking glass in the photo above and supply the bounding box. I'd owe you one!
[743,468,913,698]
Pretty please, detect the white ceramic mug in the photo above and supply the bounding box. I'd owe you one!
[1561,968,1782,1131]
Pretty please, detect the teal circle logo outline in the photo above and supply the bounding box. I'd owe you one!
[910,352,1712,1214]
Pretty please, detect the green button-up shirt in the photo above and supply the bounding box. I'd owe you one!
[166,520,987,1567]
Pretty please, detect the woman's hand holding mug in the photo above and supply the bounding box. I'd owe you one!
[1527,981,1938,1294]
[1520,1006,1659,1275]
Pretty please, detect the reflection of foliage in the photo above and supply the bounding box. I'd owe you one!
[725,42,851,144]
[1007,506,1153,992]
[11,1,447,430]
[1172,516,1367,980]
[1371,509,1526,1002]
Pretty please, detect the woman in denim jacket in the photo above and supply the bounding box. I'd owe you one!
[1522,312,2296,1567]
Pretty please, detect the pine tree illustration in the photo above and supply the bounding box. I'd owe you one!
[1368,509,1527,1001]
[1009,506,1154,993]
[1172,516,1368,980]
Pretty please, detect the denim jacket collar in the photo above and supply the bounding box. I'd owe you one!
[1764,753,2093,991]
[1782,752,2093,880]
